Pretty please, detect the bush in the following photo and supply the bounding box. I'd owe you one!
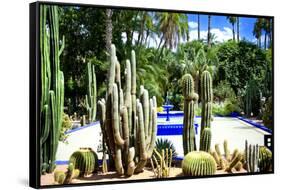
[59,113,73,143]
[262,96,272,129]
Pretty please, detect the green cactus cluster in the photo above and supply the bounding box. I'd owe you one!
[97,44,158,176]
[182,151,217,176]
[258,146,272,172]
[210,140,244,173]
[40,5,65,174]
[151,148,173,178]
[54,163,80,184]
[200,71,213,151]
[244,140,259,172]
[182,74,198,155]
[85,62,97,123]
[69,148,98,177]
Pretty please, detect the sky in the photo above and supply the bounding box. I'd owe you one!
[187,14,259,43]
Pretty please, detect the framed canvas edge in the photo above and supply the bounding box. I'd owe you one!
[29,1,275,189]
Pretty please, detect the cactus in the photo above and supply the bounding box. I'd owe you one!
[54,163,80,184]
[40,5,65,174]
[69,148,98,177]
[97,45,158,176]
[225,153,242,173]
[223,140,231,161]
[235,161,243,171]
[200,128,211,152]
[215,144,222,157]
[85,62,97,123]
[151,148,173,178]
[244,140,259,172]
[200,71,213,151]
[182,74,198,155]
[182,151,216,176]
[258,146,272,172]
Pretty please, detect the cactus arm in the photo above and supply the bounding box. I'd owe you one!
[112,84,125,146]
[127,147,136,176]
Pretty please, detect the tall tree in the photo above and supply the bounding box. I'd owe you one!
[227,16,237,41]
[198,14,200,40]
[237,17,240,42]
[262,18,271,49]
[105,9,113,55]
[207,15,211,47]
[253,18,263,48]
[156,12,188,52]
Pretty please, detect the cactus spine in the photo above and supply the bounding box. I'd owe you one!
[182,151,216,176]
[40,5,65,173]
[200,71,213,151]
[86,62,97,123]
[98,44,157,176]
[182,74,198,155]
[69,148,98,177]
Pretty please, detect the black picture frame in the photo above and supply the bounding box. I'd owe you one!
[30,1,274,189]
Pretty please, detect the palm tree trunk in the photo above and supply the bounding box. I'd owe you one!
[105,9,113,55]
[198,14,200,40]
[232,23,235,41]
[237,17,240,42]
[207,15,211,47]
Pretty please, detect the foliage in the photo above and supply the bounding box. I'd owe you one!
[59,113,73,143]
[154,138,177,159]
[262,96,272,129]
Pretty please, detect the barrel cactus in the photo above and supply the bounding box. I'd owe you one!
[258,146,272,172]
[69,148,98,177]
[54,163,80,184]
[182,151,216,176]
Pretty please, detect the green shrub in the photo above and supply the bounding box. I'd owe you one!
[59,113,73,143]
[262,96,272,129]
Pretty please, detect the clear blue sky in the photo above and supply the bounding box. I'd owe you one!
[187,14,259,42]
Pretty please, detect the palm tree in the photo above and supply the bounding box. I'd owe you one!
[227,16,237,41]
[156,12,188,52]
[262,18,271,49]
[136,11,154,47]
[207,15,211,47]
[198,14,200,40]
[253,18,263,48]
[237,17,240,42]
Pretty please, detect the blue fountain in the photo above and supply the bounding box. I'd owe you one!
[162,92,174,121]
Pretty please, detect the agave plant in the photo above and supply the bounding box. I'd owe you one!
[154,138,177,159]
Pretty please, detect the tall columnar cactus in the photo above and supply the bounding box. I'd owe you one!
[244,140,259,172]
[182,151,216,176]
[85,62,97,123]
[200,71,213,151]
[200,128,211,152]
[69,148,98,177]
[258,146,272,172]
[40,5,65,174]
[182,74,198,155]
[97,44,158,176]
